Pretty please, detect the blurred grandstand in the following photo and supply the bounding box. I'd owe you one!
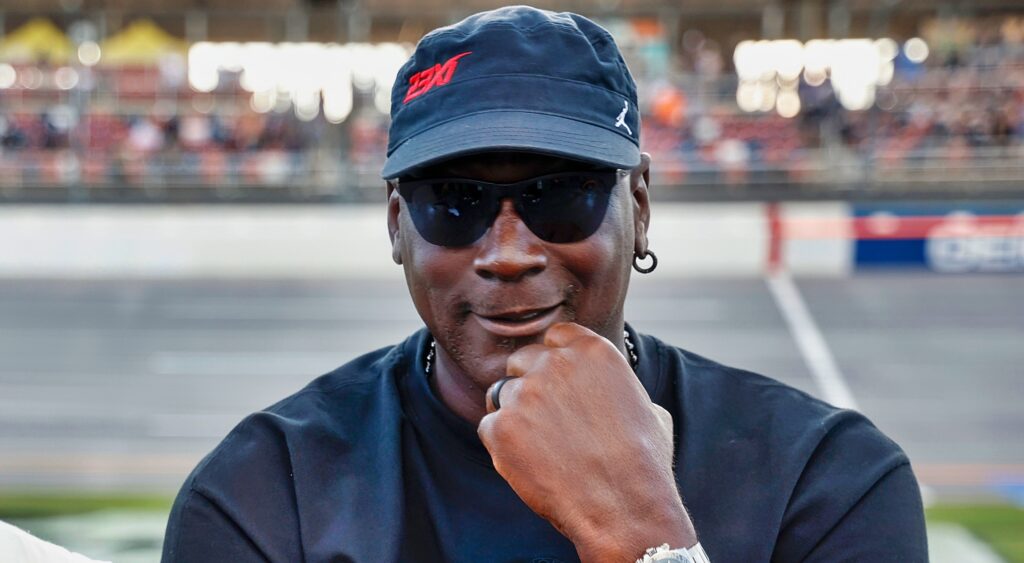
[0,0,1022,202]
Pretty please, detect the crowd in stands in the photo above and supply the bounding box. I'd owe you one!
[842,19,1024,164]
[639,16,1024,185]
[1,15,1022,193]
[0,108,327,189]
[0,98,324,155]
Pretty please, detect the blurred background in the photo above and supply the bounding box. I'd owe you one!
[0,0,1021,561]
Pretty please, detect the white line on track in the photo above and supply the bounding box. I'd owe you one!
[766,272,941,508]
[927,522,1006,563]
[765,271,859,410]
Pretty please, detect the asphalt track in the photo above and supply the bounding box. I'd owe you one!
[0,273,1021,502]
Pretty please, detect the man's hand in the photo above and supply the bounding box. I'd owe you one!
[477,323,697,563]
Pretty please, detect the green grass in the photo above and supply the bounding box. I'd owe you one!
[0,492,173,519]
[927,504,1024,562]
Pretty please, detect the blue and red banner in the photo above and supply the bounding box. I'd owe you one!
[852,202,1024,272]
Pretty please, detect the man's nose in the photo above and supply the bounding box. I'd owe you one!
[473,200,547,282]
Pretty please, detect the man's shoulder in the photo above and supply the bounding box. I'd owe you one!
[264,340,406,418]
[181,332,421,498]
[642,333,921,560]
[643,331,910,490]
[645,331,888,446]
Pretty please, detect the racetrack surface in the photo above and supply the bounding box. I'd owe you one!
[1,273,1021,502]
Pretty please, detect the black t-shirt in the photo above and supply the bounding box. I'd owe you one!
[162,326,928,562]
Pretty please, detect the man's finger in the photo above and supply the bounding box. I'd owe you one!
[506,343,547,377]
[484,375,521,414]
[542,322,594,348]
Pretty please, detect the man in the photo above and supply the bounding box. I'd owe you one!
[163,6,928,562]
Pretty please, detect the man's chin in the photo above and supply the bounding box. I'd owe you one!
[464,353,515,387]
[436,328,544,387]
[458,344,529,389]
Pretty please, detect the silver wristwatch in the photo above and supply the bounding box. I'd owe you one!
[636,542,711,563]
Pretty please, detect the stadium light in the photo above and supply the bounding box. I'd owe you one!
[191,95,215,114]
[904,37,929,63]
[776,88,800,118]
[773,40,803,82]
[830,39,880,110]
[803,68,827,87]
[187,41,411,121]
[54,67,79,90]
[0,64,16,89]
[735,80,762,112]
[802,39,832,75]
[77,41,102,66]
[323,47,354,124]
[733,40,768,81]
[757,82,777,112]
[188,42,220,92]
[217,42,244,73]
[19,67,43,90]
[837,85,875,112]
[238,43,277,93]
[874,38,899,62]
[250,89,276,114]
[734,37,901,114]
[372,43,411,114]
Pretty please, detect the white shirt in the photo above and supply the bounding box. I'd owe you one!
[0,520,108,563]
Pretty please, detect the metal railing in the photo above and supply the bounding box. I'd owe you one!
[1,143,1021,203]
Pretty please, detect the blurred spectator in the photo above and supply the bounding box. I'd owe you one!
[126,115,165,153]
[1,13,1023,193]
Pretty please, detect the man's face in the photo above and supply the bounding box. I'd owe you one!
[387,152,651,390]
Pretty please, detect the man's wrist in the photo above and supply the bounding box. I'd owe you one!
[571,500,698,563]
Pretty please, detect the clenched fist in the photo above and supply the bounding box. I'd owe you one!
[477,322,697,563]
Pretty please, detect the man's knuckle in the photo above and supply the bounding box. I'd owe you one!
[477,414,495,436]
[544,349,572,373]
[580,335,606,353]
[524,378,548,401]
[490,416,516,442]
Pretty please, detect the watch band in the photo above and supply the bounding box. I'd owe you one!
[636,542,711,563]
[690,542,711,563]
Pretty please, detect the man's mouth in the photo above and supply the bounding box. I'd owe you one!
[474,304,562,337]
[489,308,550,322]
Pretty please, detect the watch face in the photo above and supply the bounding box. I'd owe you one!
[652,551,694,563]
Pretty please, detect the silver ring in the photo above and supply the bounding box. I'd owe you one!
[490,377,514,410]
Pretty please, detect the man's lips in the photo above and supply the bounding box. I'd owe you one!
[473,304,562,338]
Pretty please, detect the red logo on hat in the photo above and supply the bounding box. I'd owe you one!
[403,51,472,103]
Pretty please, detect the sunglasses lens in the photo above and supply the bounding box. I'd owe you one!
[405,181,495,247]
[518,173,614,243]
[401,171,616,247]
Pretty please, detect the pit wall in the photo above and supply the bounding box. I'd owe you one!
[0,202,1020,278]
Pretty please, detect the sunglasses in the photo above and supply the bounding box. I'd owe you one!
[395,170,622,247]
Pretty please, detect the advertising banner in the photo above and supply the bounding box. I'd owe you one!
[853,202,1024,272]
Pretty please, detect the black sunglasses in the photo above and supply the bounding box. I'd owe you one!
[395,170,622,247]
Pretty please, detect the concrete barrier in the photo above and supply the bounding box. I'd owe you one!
[0,203,849,278]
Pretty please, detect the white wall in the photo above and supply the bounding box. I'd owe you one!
[0,203,851,278]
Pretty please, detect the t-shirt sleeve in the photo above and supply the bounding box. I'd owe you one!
[771,413,928,562]
[161,487,268,563]
[799,463,928,562]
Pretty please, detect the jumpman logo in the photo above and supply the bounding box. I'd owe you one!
[614,100,632,135]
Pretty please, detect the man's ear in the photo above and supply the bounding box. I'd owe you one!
[629,152,652,256]
[386,181,403,265]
